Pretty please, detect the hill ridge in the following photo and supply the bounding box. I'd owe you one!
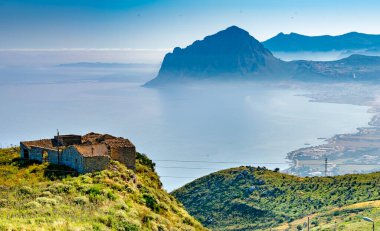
[172,165,380,230]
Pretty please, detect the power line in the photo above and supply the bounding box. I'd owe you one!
[160,176,197,179]
[153,159,288,165]
[153,159,380,166]
[156,166,222,170]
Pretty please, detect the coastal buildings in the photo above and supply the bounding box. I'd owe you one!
[20,132,136,173]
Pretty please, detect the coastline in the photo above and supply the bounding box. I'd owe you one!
[285,82,380,176]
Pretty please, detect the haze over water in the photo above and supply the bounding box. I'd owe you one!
[0,52,373,190]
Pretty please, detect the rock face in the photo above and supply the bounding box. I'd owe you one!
[263,32,380,52]
[144,26,289,86]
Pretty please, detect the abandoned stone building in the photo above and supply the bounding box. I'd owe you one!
[20,132,136,173]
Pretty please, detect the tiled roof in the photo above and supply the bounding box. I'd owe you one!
[21,132,135,156]
[73,144,109,157]
[21,139,55,150]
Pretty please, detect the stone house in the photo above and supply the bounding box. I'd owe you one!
[20,133,136,173]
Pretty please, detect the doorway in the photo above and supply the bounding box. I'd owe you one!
[23,149,29,159]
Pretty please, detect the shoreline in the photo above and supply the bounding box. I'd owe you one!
[285,83,380,176]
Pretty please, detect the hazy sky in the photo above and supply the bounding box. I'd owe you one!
[1,0,380,49]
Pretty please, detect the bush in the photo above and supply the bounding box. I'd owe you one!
[183,217,194,225]
[311,220,319,226]
[41,191,53,197]
[143,194,160,212]
[36,197,58,206]
[25,201,42,209]
[137,153,155,171]
[73,196,89,205]
[48,183,74,194]
[0,199,7,207]
[106,190,117,201]
[19,186,33,195]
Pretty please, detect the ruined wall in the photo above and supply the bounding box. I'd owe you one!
[54,135,82,146]
[109,146,136,169]
[83,156,110,173]
[61,146,85,173]
[20,143,58,164]
[20,144,29,159]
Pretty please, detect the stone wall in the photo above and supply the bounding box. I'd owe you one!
[20,144,59,164]
[83,156,110,173]
[110,146,136,169]
[61,146,85,173]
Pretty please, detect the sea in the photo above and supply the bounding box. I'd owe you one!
[0,51,372,191]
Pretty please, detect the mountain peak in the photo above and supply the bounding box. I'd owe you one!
[144,26,285,86]
[222,25,249,34]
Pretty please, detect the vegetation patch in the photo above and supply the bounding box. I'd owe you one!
[0,148,206,231]
[173,166,380,230]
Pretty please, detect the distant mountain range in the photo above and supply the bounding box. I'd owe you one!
[145,26,380,86]
[263,32,380,52]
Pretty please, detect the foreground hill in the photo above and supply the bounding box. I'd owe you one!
[172,166,380,230]
[263,32,380,52]
[145,26,380,86]
[0,148,206,231]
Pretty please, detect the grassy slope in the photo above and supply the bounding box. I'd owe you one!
[273,200,380,231]
[0,148,207,231]
[172,166,380,231]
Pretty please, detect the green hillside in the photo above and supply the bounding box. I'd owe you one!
[0,147,207,231]
[172,166,380,230]
[273,200,380,231]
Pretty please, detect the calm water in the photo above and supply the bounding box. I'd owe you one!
[0,65,372,190]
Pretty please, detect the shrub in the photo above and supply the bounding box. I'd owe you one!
[114,199,129,211]
[106,190,117,201]
[19,186,33,195]
[36,197,58,206]
[49,183,74,194]
[311,220,319,226]
[0,199,7,207]
[41,191,53,197]
[183,217,194,225]
[137,153,155,171]
[143,194,160,212]
[25,201,42,209]
[73,196,89,205]
[87,185,102,196]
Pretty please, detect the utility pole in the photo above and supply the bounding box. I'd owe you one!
[57,129,60,164]
[308,216,310,231]
[324,157,328,177]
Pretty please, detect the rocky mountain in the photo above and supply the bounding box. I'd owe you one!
[144,26,380,86]
[144,26,291,86]
[263,32,380,52]
[172,166,380,230]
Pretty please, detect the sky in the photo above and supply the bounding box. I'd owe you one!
[1,0,380,50]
